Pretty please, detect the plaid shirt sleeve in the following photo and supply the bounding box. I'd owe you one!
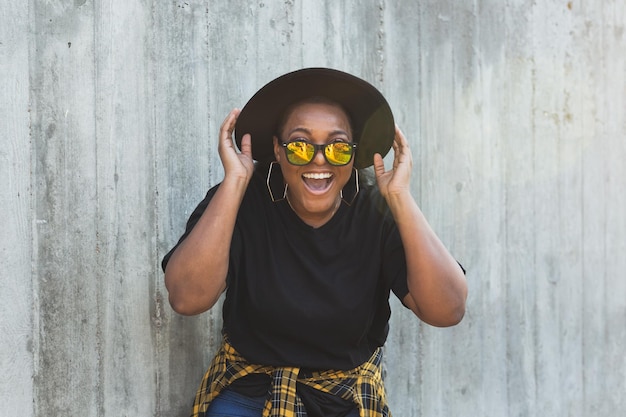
[190,337,391,417]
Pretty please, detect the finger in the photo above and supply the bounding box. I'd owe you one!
[373,153,386,178]
[393,125,412,165]
[219,110,243,158]
[394,125,408,146]
[239,133,252,158]
[222,108,240,128]
[391,135,401,169]
[220,108,240,141]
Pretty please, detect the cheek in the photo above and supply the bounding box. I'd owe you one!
[277,161,299,183]
[338,166,355,185]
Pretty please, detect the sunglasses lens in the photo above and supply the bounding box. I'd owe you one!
[325,142,354,166]
[285,141,315,165]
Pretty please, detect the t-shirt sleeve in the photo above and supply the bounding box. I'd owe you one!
[160,184,220,272]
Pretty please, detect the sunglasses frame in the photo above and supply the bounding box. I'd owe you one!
[281,140,357,166]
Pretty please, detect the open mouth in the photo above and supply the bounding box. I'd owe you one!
[302,172,334,192]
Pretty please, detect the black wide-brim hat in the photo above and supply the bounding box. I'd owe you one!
[234,68,395,169]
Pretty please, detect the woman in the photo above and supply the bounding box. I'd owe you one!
[162,68,467,417]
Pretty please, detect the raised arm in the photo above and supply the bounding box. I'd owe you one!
[164,109,254,315]
[373,126,467,327]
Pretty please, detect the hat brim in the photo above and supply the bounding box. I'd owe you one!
[234,68,395,169]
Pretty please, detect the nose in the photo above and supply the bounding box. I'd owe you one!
[312,146,327,164]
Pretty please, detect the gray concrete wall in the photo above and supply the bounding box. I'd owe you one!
[1,0,624,416]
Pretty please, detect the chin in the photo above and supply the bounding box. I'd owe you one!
[300,193,339,212]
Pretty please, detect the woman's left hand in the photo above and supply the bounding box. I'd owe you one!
[373,125,413,199]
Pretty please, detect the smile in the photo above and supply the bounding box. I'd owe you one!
[303,172,333,180]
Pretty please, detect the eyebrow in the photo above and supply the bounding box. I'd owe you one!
[285,127,351,139]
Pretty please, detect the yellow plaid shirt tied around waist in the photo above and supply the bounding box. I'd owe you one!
[190,337,391,417]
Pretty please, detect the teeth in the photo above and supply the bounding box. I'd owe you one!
[303,172,333,180]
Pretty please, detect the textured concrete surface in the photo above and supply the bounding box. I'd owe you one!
[2,0,625,416]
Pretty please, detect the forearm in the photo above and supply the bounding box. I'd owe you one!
[387,192,467,326]
[164,176,248,315]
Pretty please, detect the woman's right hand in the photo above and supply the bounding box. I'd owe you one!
[218,108,254,183]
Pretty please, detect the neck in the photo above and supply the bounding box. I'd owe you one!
[285,192,341,228]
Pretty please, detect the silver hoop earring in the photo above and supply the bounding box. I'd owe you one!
[266,161,287,202]
[341,168,359,206]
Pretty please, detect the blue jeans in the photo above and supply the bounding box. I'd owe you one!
[205,388,360,417]
[206,389,266,417]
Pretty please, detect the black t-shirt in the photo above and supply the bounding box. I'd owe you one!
[162,167,410,414]
[163,168,409,370]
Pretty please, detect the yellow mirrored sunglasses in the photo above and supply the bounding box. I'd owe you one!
[281,140,357,166]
